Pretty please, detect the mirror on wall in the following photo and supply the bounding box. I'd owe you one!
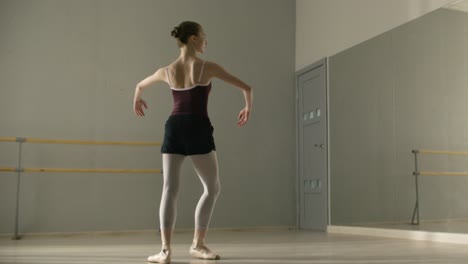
[329,1,468,234]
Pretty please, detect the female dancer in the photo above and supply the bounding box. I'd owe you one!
[133,21,253,263]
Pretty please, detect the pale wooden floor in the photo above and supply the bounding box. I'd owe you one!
[1,229,468,264]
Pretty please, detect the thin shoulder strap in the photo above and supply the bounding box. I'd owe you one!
[165,67,173,87]
[198,61,206,83]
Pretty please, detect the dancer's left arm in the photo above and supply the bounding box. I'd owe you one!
[207,62,253,126]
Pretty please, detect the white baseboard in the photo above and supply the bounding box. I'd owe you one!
[328,225,468,245]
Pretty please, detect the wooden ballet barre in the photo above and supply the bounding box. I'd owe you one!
[1,136,162,241]
[26,138,161,146]
[30,168,162,174]
[413,149,468,156]
[0,167,16,172]
[1,167,161,174]
[414,171,468,176]
[411,149,468,224]
[0,137,161,146]
[0,137,19,142]
[0,137,160,146]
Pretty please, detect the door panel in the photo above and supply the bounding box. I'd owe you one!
[297,59,328,231]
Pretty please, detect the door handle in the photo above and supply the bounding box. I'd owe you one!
[314,144,325,149]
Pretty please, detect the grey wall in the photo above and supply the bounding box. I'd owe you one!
[0,0,296,234]
[329,8,468,225]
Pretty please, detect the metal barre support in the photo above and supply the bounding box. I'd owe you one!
[411,151,420,225]
[13,141,23,240]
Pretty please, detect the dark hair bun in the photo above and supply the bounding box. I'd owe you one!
[171,27,180,38]
[170,21,201,44]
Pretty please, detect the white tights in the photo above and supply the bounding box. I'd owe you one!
[159,151,220,231]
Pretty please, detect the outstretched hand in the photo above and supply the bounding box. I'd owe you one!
[237,108,250,127]
[134,98,148,117]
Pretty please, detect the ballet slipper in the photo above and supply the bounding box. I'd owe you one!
[147,248,171,263]
[189,244,220,260]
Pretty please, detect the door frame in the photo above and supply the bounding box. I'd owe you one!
[295,58,330,230]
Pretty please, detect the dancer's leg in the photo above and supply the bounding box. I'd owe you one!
[189,151,221,260]
[147,153,185,263]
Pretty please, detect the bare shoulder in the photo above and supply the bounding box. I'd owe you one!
[165,62,177,71]
[201,62,249,90]
[156,66,167,73]
[204,60,221,69]
[203,61,225,76]
[136,66,169,89]
[153,66,172,86]
[155,67,168,79]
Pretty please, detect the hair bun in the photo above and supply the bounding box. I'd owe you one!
[170,22,201,44]
[171,27,180,38]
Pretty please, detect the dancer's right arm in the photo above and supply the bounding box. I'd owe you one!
[133,68,166,117]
